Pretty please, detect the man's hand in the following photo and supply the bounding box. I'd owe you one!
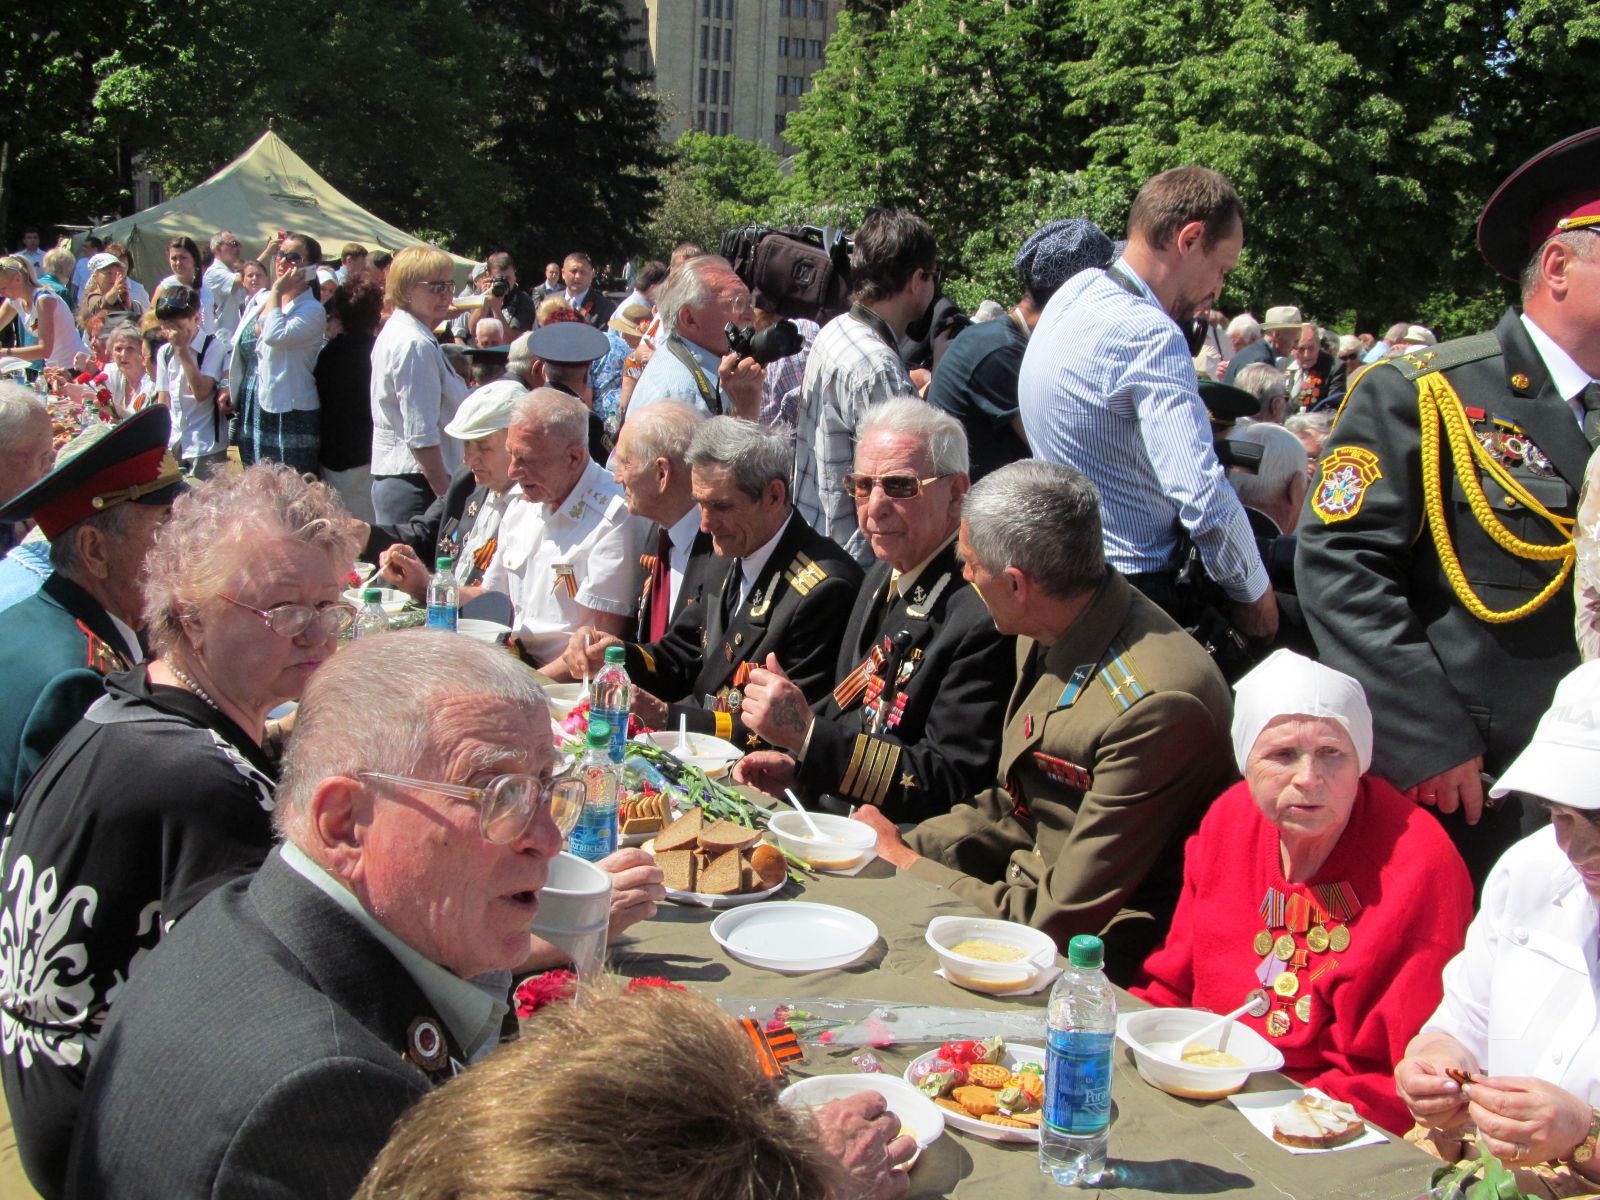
[165,323,193,353]
[1231,587,1279,642]
[215,386,234,417]
[718,353,765,420]
[378,544,432,602]
[561,626,620,680]
[811,1092,915,1200]
[1407,756,1486,825]
[908,367,932,397]
[631,688,668,727]
[1396,1034,1479,1131]
[1466,1075,1593,1167]
[732,750,798,795]
[593,847,666,938]
[741,654,814,752]
[851,804,918,870]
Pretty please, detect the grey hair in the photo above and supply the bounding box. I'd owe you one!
[511,388,591,448]
[1226,312,1261,342]
[49,504,135,575]
[1521,230,1600,300]
[1284,411,1334,438]
[856,396,970,476]
[1226,422,1308,508]
[208,231,233,254]
[274,631,550,844]
[506,332,535,383]
[1232,363,1288,418]
[625,400,704,467]
[42,247,74,279]
[656,255,740,337]
[474,317,507,342]
[0,382,48,446]
[687,417,793,502]
[962,460,1105,599]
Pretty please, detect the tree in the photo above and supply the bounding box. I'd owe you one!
[641,131,787,257]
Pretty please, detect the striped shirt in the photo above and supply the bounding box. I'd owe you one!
[792,309,917,565]
[1017,259,1268,602]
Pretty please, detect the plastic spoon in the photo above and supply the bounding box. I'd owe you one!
[679,712,688,753]
[1148,995,1262,1063]
[783,789,826,840]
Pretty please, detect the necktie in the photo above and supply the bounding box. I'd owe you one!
[1581,382,1600,449]
[720,559,743,630]
[647,527,673,643]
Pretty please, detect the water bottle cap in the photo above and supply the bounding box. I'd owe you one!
[1067,934,1104,969]
[604,645,626,664]
[362,588,382,602]
[585,719,611,747]
[435,556,452,571]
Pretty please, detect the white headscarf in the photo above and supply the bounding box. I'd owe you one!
[1231,650,1373,774]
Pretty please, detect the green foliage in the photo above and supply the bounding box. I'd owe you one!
[641,132,786,259]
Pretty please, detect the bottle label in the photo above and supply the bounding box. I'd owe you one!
[426,605,457,632]
[568,805,618,861]
[1044,1028,1113,1136]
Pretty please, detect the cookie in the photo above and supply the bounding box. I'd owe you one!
[1004,1109,1042,1127]
[953,1086,999,1116]
[980,1112,1032,1129]
[968,1063,1012,1089]
[1014,1072,1044,1103]
[933,1097,970,1116]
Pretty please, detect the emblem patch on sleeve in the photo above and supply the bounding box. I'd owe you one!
[1311,447,1383,524]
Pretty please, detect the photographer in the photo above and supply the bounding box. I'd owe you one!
[625,255,765,422]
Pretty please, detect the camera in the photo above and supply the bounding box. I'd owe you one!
[489,277,510,298]
[725,320,803,366]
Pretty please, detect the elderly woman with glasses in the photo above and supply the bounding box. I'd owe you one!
[370,247,469,525]
[0,463,362,1197]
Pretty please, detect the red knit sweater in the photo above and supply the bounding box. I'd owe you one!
[1132,776,1473,1133]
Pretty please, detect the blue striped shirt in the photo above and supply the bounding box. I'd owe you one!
[1017,260,1268,602]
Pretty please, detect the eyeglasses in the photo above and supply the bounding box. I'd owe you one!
[278,252,304,266]
[416,279,455,295]
[841,472,950,499]
[220,594,357,638]
[359,770,586,843]
[219,239,241,249]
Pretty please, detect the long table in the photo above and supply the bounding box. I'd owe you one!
[609,856,1438,1199]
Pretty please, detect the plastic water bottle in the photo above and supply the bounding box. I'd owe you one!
[567,720,620,862]
[426,555,459,631]
[354,588,390,638]
[590,645,632,764]
[1041,934,1117,1186]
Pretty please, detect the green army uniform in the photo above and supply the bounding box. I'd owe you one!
[1295,314,1589,880]
[0,570,136,816]
[906,570,1234,982]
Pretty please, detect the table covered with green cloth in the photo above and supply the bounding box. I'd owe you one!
[608,857,1438,1200]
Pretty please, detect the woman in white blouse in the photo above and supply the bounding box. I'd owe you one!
[1398,660,1600,1189]
[0,255,87,372]
[243,233,326,474]
[369,247,467,525]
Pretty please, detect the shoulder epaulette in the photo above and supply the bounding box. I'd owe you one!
[1096,640,1149,713]
[783,552,829,597]
[76,620,131,677]
[1384,332,1500,382]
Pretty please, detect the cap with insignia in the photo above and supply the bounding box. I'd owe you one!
[1198,379,1261,425]
[527,321,610,366]
[1477,126,1600,280]
[0,407,185,539]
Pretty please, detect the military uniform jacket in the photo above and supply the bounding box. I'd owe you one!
[906,570,1234,981]
[0,572,135,818]
[635,529,717,643]
[798,539,1016,822]
[625,514,862,742]
[65,851,499,1200]
[1295,309,1588,795]
[365,465,504,588]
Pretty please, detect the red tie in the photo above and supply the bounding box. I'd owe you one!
[648,527,673,642]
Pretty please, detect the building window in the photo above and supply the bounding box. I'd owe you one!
[703,0,710,14]
[779,0,789,15]
[723,71,731,104]
[791,75,804,93]
[777,75,787,95]
[810,38,823,56]
[699,68,707,101]
[728,0,736,19]
[775,113,786,137]
[811,0,823,16]
[712,26,721,59]
[700,24,709,55]
[778,35,788,54]
[697,111,707,130]
[714,0,722,17]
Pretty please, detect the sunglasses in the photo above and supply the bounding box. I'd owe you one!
[359,770,585,843]
[416,279,455,295]
[220,594,356,638]
[278,252,304,266]
[842,472,950,499]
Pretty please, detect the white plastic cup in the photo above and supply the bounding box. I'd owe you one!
[530,852,612,981]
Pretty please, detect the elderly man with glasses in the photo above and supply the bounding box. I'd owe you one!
[64,632,588,1198]
[732,398,1016,822]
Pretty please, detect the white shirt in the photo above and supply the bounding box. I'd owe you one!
[1522,314,1597,427]
[14,248,44,275]
[663,503,704,614]
[202,259,245,337]
[370,308,469,477]
[256,289,326,413]
[733,512,792,610]
[125,279,150,309]
[1423,826,1600,1104]
[480,461,649,663]
[157,333,228,459]
[107,613,145,665]
[629,333,722,417]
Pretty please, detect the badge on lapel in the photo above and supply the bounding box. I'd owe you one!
[406,1016,450,1075]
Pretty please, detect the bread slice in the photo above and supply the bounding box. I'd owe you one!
[656,849,697,892]
[697,848,745,895]
[1271,1094,1365,1149]
[653,807,704,853]
[698,818,761,853]
[749,843,787,890]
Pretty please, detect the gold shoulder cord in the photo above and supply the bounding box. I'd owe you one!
[1417,372,1574,622]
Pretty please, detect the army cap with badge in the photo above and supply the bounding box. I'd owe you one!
[0,407,185,540]
[527,321,610,368]
[1477,125,1600,281]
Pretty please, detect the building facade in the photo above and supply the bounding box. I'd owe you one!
[629,0,839,151]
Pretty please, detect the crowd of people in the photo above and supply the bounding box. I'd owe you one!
[0,121,1596,1199]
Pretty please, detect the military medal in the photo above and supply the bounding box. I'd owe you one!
[1246,989,1271,1018]
[551,563,578,598]
[1306,925,1331,953]
[1294,995,1312,1024]
[1272,934,1295,962]
[1253,930,1273,956]
[1254,882,1359,1035]
[1266,1010,1293,1038]
[1328,925,1351,953]
[1272,971,1299,999]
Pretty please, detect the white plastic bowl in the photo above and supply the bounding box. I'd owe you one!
[457,617,513,643]
[542,682,586,719]
[766,810,878,872]
[634,730,742,774]
[924,915,1058,994]
[343,586,410,615]
[1117,1007,1285,1100]
[780,1073,944,1164]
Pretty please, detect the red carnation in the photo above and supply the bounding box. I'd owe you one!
[514,969,578,1018]
[626,976,687,993]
